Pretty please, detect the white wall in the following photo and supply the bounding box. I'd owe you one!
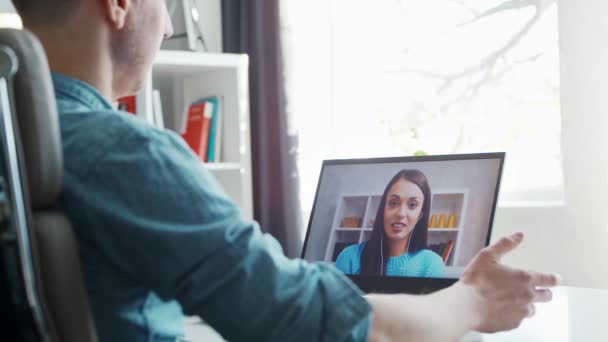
[491,0,608,289]
[0,0,14,12]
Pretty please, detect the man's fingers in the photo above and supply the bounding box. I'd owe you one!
[529,271,561,287]
[484,232,524,261]
[532,288,553,303]
[527,304,536,318]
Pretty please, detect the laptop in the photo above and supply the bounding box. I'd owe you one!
[301,152,505,294]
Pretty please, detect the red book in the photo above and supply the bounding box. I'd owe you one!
[181,101,213,161]
[442,240,455,263]
[117,96,137,115]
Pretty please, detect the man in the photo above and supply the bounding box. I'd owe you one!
[10,0,560,341]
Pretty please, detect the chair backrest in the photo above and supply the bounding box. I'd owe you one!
[0,28,97,342]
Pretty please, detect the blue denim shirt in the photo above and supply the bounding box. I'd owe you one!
[53,73,372,342]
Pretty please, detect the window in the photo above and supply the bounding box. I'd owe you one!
[0,13,22,29]
[281,0,562,225]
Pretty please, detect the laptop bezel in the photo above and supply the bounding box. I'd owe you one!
[300,152,506,294]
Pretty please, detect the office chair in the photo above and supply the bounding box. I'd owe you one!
[0,29,98,342]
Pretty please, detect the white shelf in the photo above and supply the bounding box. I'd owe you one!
[137,51,254,220]
[429,228,459,232]
[204,163,242,171]
[154,50,248,75]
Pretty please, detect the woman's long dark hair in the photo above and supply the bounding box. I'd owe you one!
[360,169,432,276]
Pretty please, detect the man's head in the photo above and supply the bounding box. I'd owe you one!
[11,0,173,100]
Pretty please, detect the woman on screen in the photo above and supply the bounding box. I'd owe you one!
[335,169,445,277]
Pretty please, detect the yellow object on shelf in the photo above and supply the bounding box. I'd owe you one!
[429,214,437,228]
[448,214,457,228]
[438,214,446,228]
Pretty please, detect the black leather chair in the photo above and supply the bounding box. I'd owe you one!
[0,28,97,342]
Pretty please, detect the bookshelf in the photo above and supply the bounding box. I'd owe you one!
[136,50,253,220]
[325,189,470,273]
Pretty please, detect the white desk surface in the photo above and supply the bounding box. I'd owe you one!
[186,286,608,341]
[462,286,608,342]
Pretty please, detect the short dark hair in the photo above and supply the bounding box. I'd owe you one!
[360,169,432,276]
[11,0,36,14]
[11,0,78,25]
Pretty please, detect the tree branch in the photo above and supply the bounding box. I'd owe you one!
[449,0,480,18]
[458,0,540,27]
[437,6,542,93]
[395,0,554,94]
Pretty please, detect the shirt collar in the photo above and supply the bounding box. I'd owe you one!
[51,72,113,111]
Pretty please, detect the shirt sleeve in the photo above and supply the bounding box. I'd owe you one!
[65,127,373,342]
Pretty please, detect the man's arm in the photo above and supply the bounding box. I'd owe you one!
[366,233,560,342]
[67,127,373,341]
[366,286,475,342]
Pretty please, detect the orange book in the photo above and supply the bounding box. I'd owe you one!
[181,101,213,161]
[117,96,137,115]
[442,240,455,263]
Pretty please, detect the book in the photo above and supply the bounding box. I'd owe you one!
[438,242,447,256]
[429,241,452,262]
[181,100,213,161]
[177,101,189,135]
[206,96,221,162]
[117,96,136,114]
[428,243,442,255]
[152,90,165,129]
[442,240,455,263]
[213,96,223,162]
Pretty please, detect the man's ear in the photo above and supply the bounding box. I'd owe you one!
[101,0,131,29]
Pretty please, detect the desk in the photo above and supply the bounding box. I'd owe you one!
[185,286,608,341]
[462,286,608,341]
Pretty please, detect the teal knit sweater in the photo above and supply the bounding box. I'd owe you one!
[335,242,445,277]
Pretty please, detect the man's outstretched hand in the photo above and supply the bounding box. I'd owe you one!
[458,232,561,333]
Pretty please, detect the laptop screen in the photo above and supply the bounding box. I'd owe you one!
[301,153,504,280]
